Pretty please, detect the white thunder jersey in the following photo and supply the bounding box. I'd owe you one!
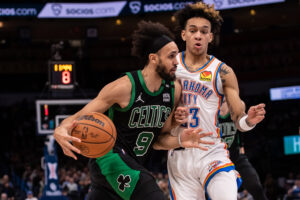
[176,52,224,145]
[168,53,240,200]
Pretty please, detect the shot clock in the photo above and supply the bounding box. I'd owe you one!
[48,61,75,89]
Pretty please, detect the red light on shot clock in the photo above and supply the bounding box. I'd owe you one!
[44,104,48,116]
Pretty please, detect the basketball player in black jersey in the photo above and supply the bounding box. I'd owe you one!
[53,21,213,200]
[219,98,268,200]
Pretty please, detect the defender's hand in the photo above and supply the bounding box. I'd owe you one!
[53,120,81,160]
[180,128,214,150]
[246,103,266,126]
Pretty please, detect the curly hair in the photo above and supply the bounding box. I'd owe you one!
[174,2,223,34]
[131,20,174,67]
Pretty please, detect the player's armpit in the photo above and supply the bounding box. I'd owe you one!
[166,80,185,130]
[173,80,182,107]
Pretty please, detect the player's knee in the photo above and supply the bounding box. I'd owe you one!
[207,171,237,200]
[208,186,237,200]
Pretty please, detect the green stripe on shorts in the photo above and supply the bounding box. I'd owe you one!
[96,150,140,200]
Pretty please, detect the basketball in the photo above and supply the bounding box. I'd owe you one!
[71,112,117,158]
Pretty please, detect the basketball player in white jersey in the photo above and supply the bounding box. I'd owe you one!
[153,2,266,200]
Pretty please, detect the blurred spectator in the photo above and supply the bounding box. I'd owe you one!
[61,186,70,200]
[78,174,90,200]
[64,177,79,200]
[264,173,279,200]
[0,182,14,200]
[287,172,296,189]
[238,189,254,200]
[0,175,13,188]
[0,193,8,200]
[286,179,300,200]
[65,177,78,193]
[25,191,37,200]
[157,179,169,200]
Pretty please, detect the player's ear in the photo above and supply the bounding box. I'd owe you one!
[209,32,213,43]
[148,53,158,64]
[181,30,186,41]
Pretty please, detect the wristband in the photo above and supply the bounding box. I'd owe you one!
[239,115,256,131]
[178,131,183,147]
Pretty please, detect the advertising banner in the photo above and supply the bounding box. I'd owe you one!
[0,0,285,18]
[203,0,285,10]
[38,2,126,18]
[0,4,43,17]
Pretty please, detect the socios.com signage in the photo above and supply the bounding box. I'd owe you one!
[0,4,43,17]
[131,1,194,14]
[0,0,285,18]
[37,1,194,18]
[203,0,285,10]
[38,2,127,18]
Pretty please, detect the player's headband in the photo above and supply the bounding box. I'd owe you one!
[148,35,173,54]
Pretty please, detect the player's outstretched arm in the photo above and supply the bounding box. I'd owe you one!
[153,127,214,150]
[221,64,266,132]
[54,75,131,159]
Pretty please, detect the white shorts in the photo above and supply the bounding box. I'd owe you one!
[167,142,241,200]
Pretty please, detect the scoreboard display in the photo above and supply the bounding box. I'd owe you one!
[36,99,91,134]
[48,61,75,89]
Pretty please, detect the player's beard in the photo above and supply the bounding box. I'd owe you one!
[156,59,176,81]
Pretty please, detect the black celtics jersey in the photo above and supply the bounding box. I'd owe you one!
[219,113,241,160]
[108,70,174,165]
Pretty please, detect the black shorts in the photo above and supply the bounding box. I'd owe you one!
[87,150,165,200]
[233,154,268,200]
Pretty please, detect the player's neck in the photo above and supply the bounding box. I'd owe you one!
[184,51,210,71]
[141,66,163,92]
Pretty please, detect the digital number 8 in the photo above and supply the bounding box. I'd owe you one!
[62,71,71,84]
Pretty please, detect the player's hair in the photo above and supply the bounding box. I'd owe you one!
[174,2,223,34]
[131,20,174,67]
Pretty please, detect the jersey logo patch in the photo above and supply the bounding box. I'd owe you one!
[208,160,221,172]
[117,174,131,192]
[163,93,170,102]
[200,71,212,82]
[135,92,144,103]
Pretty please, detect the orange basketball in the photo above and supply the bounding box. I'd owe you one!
[71,112,117,158]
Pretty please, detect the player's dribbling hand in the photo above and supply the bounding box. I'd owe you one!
[174,106,189,124]
[53,120,81,160]
[181,128,214,150]
[246,103,266,126]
